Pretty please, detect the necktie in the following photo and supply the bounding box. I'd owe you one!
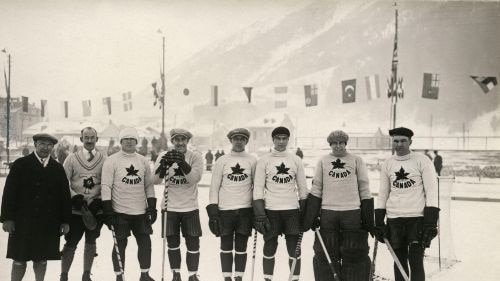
[88,150,94,162]
[40,158,45,164]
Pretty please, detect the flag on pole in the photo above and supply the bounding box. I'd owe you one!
[365,75,380,100]
[21,96,29,112]
[470,76,497,94]
[102,97,112,115]
[304,84,318,107]
[243,87,252,103]
[41,100,47,117]
[211,85,218,106]
[342,79,356,103]
[422,73,439,99]
[82,100,91,117]
[62,101,69,118]
[123,92,132,111]
[274,86,288,108]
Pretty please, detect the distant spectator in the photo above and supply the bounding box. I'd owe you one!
[295,147,304,159]
[215,150,222,161]
[433,150,443,176]
[220,149,225,157]
[205,150,214,171]
[72,145,78,153]
[22,146,30,156]
[424,149,432,160]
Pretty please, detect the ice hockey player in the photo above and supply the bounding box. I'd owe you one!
[101,127,157,281]
[60,127,106,281]
[153,128,204,281]
[253,126,308,281]
[302,130,373,281]
[206,128,257,281]
[374,127,439,281]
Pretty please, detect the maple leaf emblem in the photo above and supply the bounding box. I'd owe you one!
[173,167,185,177]
[331,159,346,169]
[276,162,290,175]
[126,165,139,176]
[83,177,95,189]
[395,167,409,181]
[230,163,245,175]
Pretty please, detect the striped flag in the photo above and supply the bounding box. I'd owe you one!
[274,86,287,108]
[82,100,91,117]
[211,85,218,106]
[471,76,497,94]
[365,75,380,100]
[21,96,29,112]
[102,97,112,115]
[422,73,439,99]
[123,92,132,111]
[40,100,47,117]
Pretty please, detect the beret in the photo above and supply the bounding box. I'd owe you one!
[170,128,193,140]
[327,130,349,144]
[119,127,139,141]
[33,133,58,145]
[389,127,414,138]
[271,126,290,138]
[227,128,250,140]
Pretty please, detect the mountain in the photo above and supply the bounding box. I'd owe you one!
[158,0,500,136]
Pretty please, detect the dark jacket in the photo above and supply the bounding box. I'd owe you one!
[0,153,72,261]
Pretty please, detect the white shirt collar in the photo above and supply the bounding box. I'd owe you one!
[82,148,97,159]
[34,151,49,167]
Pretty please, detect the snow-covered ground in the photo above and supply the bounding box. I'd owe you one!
[0,176,499,281]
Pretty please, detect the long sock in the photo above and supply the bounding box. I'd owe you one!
[186,236,200,275]
[263,238,278,280]
[286,235,301,280]
[61,246,76,274]
[33,260,47,281]
[234,233,249,277]
[11,261,27,281]
[136,235,152,270]
[394,247,409,281]
[83,243,96,272]
[167,236,182,271]
[220,235,234,278]
[409,243,425,281]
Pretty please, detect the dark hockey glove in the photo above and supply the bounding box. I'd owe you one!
[311,216,321,231]
[374,208,387,243]
[302,194,322,231]
[206,204,222,237]
[361,198,375,237]
[145,198,158,225]
[155,153,174,178]
[252,199,270,235]
[72,194,85,210]
[102,200,116,229]
[421,206,440,248]
[87,198,102,216]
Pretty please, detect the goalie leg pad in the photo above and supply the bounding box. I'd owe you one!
[340,229,369,262]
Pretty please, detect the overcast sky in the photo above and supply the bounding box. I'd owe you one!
[0,0,308,101]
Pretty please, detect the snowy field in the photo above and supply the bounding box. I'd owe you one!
[1,176,500,281]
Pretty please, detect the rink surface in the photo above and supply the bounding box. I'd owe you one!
[0,176,499,281]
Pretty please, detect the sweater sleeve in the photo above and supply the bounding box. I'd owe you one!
[209,158,224,204]
[100,157,114,201]
[62,155,78,197]
[295,157,309,200]
[377,160,390,209]
[310,159,324,198]
[185,152,203,184]
[422,159,439,208]
[253,158,266,200]
[143,158,155,198]
[356,156,372,200]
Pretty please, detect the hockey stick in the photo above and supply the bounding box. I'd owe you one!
[383,238,409,281]
[250,229,258,281]
[161,172,169,281]
[287,232,303,281]
[314,229,341,281]
[371,239,378,281]
[110,225,126,281]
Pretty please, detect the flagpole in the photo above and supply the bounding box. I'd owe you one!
[161,35,166,137]
[2,49,11,165]
[390,2,399,132]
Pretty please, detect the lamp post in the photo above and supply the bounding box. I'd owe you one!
[1,48,11,165]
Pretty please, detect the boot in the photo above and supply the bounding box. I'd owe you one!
[224,277,232,281]
[116,274,124,281]
[60,272,68,281]
[234,277,243,281]
[172,271,182,281]
[188,274,200,281]
[140,272,156,281]
[82,271,93,281]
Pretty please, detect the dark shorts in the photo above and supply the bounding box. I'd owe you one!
[162,210,202,238]
[387,217,423,249]
[65,214,103,247]
[319,209,362,232]
[113,213,153,240]
[264,209,301,241]
[220,208,253,237]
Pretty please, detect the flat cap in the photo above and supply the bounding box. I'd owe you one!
[33,133,58,145]
[227,128,250,140]
[271,126,290,138]
[170,128,193,140]
[389,127,414,138]
[119,127,139,142]
[327,130,349,144]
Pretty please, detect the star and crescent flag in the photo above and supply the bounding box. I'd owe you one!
[422,73,440,99]
[471,76,497,94]
[342,79,356,103]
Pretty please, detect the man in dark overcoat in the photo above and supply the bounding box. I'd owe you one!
[1,133,72,281]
